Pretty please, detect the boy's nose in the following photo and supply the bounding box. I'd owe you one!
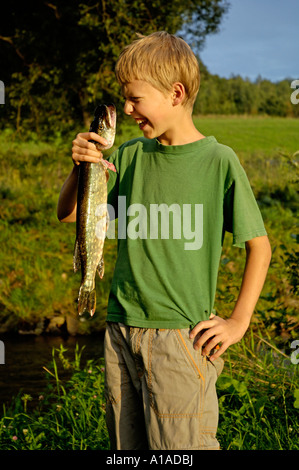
[124,100,134,115]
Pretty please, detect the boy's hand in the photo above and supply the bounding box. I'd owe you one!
[72,132,108,166]
[189,313,249,361]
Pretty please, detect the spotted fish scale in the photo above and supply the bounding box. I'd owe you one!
[74,104,116,316]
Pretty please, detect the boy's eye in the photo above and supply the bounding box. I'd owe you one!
[125,97,141,103]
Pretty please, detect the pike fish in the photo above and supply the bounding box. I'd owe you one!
[74,104,116,316]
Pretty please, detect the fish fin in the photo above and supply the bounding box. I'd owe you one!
[87,289,96,317]
[102,159,116,173]
[73,239,81,273]
[97,256,105,279]
[78,286,96,317]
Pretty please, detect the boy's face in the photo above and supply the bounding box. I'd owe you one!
[122,80,177,144]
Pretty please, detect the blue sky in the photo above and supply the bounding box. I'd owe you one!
[200,0,298,82]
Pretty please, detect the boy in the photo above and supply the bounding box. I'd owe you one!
[57,31,271,450]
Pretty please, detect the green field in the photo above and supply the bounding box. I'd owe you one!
[0,116,298,449]
[2,115,298,334]
[195,115,299,154]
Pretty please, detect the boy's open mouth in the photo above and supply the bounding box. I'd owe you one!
[136,119,148,130]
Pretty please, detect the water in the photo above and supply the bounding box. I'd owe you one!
[0,333,105,409]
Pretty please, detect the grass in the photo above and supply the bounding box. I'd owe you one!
[0,116,298,335]
[0,115,298,449]
[0,345,109,450]
[217,332,299,450]
[194,114,299,155]
[0,128,117,334]
[0,338,297,450]
[0,116,298,334]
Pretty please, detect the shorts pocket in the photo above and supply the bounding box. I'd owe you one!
[212,356,224,377]
[146,328,206,418]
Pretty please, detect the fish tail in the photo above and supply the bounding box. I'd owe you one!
[78,285,96,317]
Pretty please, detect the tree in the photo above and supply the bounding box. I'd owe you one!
[0,0,229,135]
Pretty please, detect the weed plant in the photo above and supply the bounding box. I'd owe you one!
[0,337,298,450]
[217,332,299,450]
[0,345,109,450]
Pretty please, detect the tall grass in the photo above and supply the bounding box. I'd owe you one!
[0,345,109,450]
[217,332,299,450]
[0,338,297,450]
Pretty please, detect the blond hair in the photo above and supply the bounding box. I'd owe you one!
[115,31,200,109]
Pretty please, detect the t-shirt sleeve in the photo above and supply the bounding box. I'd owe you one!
[223,164,267,249]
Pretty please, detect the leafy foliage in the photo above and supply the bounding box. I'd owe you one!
[194,64,299,117]
[0,0,228,135]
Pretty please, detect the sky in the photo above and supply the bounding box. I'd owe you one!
[200,0,298,82]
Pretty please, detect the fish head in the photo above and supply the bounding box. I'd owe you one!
[89,103,116,150]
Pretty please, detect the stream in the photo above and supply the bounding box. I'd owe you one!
[0,333,105,409]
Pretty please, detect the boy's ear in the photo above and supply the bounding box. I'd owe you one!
[172,82,185,106]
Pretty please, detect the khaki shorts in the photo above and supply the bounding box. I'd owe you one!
[104,322,224,450]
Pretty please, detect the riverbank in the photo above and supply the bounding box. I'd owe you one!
[0,332,105,409]
[0,331,298,450]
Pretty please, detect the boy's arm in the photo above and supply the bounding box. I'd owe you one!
[57,132,105,222]
[57,164,79,222]
[189,235,272,360]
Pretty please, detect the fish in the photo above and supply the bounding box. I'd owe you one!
[74,104,116,316]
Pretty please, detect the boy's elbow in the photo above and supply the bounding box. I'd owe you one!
[57,206,65,222]
[57,214,66,223]
[57,208,63,222]
[57,208,76,223]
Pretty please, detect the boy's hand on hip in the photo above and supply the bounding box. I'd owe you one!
[189,313,249,361]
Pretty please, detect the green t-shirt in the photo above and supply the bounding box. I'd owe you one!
[105,136,267,328]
